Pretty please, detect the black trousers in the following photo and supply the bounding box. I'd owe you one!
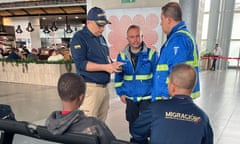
[211,56,219,70]
[125,99,151,136]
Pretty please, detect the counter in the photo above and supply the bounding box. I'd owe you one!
[0,62,75,86]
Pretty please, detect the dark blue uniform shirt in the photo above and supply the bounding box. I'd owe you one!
[132,95,213,144]
[70,26,110,85]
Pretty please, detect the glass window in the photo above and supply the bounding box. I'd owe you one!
[235,0,240,10]
[231,13,240,39]
[204,0,211,12]
[228,41,240,67]
[200,40,207,55]
[202,14,209,39]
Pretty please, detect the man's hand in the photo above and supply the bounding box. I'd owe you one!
[120,95,126,104]
[106,62,124,74]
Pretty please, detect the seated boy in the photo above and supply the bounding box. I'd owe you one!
[46,73,116,144]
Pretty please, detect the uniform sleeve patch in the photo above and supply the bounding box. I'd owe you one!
[74,45,81,49]
[173,46,179,55]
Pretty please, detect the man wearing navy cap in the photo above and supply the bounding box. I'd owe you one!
[70,7,123,122]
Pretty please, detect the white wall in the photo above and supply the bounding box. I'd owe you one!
[90,0,178,9]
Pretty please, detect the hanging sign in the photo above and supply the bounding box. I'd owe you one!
[121,0,136,3]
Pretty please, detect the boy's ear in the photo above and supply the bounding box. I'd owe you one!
[78,94,85,105]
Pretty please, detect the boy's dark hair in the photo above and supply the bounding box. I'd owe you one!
[57,73,86,101]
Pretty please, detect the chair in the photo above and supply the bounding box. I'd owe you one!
[0,119,100,144]
[0,120,34,144]
[36,125,99,144]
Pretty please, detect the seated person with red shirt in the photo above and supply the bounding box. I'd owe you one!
[45,73,116,144]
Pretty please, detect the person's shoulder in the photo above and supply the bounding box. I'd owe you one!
[85,116,106,125]
[73,29,85,36]
[168,31,187,44]
[193,104,210,121]
[85,116,113,130]
[150,100,172,109]
[174,30,192,39]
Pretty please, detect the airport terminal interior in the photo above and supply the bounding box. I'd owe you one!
[0,69,240,144]
[1,0,240,143]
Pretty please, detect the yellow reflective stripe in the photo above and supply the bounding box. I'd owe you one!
[177,30,198,67]
[186,61,194,65]
[191,91,200,99]
[136,74,153,80]
[114,82,123,88]
[126,95,151,101]
[123,75,133,80]
[120,52,126,60]
[155,96,172,101]
[125,96,134,100]
[186,60,198,67]
[137,96,151,101]
[156,64,168,71]
[155,97,163,100]
[124,74,153,81]
[148,49,155,60]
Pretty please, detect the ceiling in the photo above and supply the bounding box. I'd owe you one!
[0,6,86,17]
[0,0,87,27]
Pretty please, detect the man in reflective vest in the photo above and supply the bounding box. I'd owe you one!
[152,2,200,101]
[114,25,157,141]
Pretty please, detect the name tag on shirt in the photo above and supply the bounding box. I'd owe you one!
[74,45,81,49]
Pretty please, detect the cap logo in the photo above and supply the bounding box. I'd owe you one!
[96,20,107,24]
[97,13,106,17]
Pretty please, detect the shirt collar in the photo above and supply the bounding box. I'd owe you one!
[83,26,98,38]
[167,21,186,39]
[172,95,192,101]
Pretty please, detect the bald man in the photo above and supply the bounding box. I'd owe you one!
[132,64,213,144]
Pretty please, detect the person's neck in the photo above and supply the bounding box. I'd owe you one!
[167,21,181,35]
[130,47,141,54]
[62,101,79,111]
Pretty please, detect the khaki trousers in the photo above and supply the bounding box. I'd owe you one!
[79,83,110,122]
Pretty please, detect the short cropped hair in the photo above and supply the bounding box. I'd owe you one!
[169,64,196,90]
[57,73,86,101]
[162,2,182,22]
[127,24,141,33]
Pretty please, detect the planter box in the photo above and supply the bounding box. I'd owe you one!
[0,62,75,86]
[200,58,212,71]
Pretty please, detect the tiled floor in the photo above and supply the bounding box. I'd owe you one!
[1,69,240,143]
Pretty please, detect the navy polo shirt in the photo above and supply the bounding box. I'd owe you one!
[70,27,110,85]
[132,95,213,144]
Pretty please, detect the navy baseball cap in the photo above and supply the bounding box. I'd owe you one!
[87,7,111,26]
